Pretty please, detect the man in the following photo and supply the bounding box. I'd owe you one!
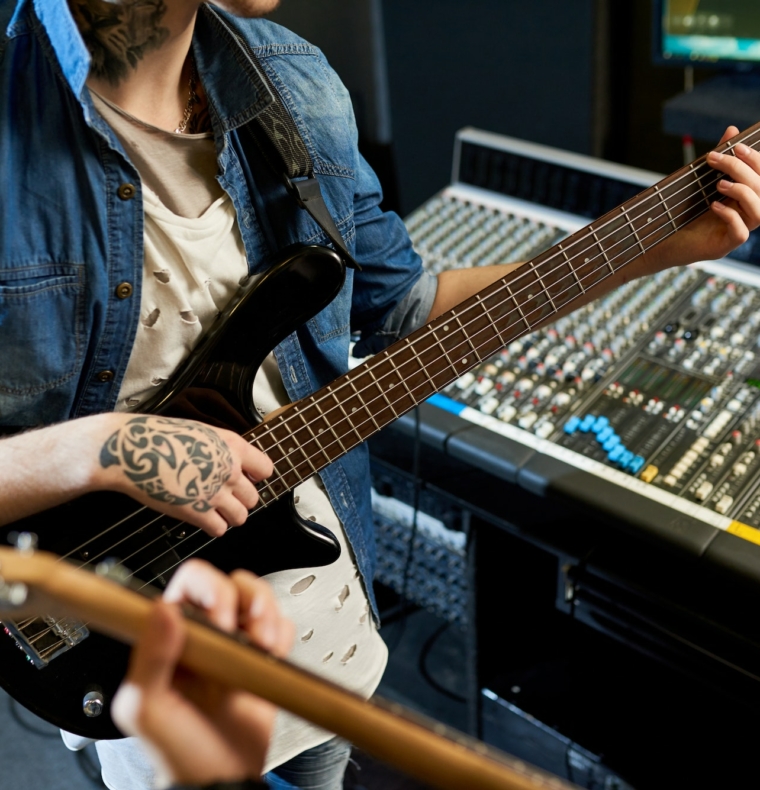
[1,0,759,787]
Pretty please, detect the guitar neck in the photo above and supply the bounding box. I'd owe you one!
[248,123,760,507]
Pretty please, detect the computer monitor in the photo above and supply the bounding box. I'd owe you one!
[653,0,760,69]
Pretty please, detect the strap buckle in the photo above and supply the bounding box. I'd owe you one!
[284,175,361,271]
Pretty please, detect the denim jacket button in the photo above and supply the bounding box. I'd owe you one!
[115,282,133,299]
[117,183,136,200]
[96,370,115,383]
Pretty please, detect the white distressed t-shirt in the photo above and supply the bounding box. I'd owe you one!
[82,92,387,787]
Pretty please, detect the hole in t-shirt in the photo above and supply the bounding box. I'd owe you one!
[301,629,314,642]
[359,603,369,624]
[180,310,198,324]
[125,397,141,407]
[204,278,212,289]
[150,376,167,387]
[142,307,160,328]
[322,652,334,663]
[335,585,350,611]
[153,269,171,284]
[290,575,316,595]
[340,645,357,664]
[308,515,317,522]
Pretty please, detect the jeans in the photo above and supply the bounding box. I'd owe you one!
[265,737,352,790]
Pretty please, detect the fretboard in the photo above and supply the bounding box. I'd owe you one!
[248,122,760,508]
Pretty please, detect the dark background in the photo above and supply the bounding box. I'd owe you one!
[269,0,723,217]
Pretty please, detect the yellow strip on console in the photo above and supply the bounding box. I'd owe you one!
[728,521,760,546]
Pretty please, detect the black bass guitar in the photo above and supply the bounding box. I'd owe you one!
[2,123,760,738]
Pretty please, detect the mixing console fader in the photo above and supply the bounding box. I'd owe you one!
[393,128,760,557]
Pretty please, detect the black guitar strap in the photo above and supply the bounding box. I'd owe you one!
[206,6,360,268]
[222,22,361,270]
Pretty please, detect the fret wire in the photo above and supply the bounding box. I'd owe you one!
[560,245,586,294]
[312,396,349,455]
[294,397,332,466]
[389,347,424,397]
[246,137,760,466]
[505,283,530,331]
[528,260,558,313]
[452,313,481,356]
[654,185,678,231]
[421,329,458,377]
[622,207,646,254]
[689,161,711,207]
[327,388,366,443]
[368,367,401,417]
[347,380,382,431]
[476,294,507,345]
[406,337,440,390]
[591,229,615,275]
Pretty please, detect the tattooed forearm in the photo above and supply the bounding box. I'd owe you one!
[100,416,233,513]
[68,0,170,86]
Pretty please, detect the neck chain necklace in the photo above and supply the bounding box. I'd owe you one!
[174,54,200,134]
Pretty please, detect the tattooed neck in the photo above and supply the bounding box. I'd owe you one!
[68,0,171,86]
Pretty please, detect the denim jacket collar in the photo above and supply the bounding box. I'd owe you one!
[13,1,273,131]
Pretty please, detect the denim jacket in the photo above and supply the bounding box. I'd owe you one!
[0,1,436,619]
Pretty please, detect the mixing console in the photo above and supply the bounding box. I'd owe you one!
[398,129,760,541]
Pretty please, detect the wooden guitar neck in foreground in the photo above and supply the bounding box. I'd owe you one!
[0,546,576,790]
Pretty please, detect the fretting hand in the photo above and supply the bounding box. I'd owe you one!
[111,560,294,786]
[648,126,760,270]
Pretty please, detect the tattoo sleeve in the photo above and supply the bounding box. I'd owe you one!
[68,0,170,86]
[100,416,233,513]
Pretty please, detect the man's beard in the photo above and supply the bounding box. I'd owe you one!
[211,0,281,17]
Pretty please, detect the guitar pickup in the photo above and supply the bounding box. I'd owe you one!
[2,615,89,668]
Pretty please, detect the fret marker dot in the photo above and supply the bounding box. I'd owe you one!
[318,428,324,433]
[461,358,467,364]
[352,407,357,412]
[288,447,294,453]
[261,492,269,499]
[584,258,590,263]
[647,217,653,223]
[443,325,449,331]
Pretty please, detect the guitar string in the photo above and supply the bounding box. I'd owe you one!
[32,158,747,657]
[25,142,755,651]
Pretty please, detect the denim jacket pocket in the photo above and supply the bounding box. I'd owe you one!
[0,263,85,409]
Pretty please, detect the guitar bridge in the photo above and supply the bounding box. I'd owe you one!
[2,616,89,668]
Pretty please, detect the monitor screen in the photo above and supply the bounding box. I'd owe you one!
[655,0,760,67]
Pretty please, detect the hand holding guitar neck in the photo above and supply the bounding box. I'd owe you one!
[0,548,576,790]
[646,125,760,271]
[0,413,273,536]
[112,560,294,787]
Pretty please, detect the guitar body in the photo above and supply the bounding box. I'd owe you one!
[0,245,347,738]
